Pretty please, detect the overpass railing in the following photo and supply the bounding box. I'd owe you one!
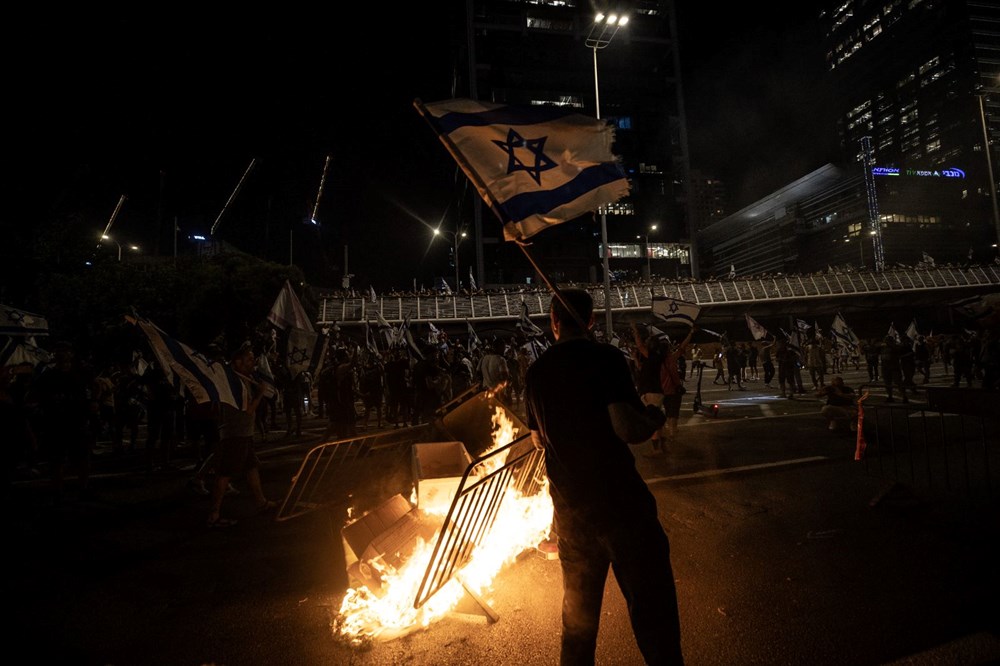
[317,265,1000,325]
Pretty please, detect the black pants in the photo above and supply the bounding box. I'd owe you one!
[556,506,683,665]
[762,360,775,385]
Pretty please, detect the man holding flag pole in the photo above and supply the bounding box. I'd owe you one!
[417,97,683,664]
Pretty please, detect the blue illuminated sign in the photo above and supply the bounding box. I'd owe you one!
[873,166,965,179]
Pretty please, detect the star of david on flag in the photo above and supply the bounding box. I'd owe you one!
[416,98,630,241]
[651,297,701,328]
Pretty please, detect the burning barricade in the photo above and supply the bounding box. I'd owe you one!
[332,390,552,645]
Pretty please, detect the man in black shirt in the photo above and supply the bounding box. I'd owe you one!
[525,288,683,665]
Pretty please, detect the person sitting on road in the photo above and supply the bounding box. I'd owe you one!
[817,375,856,433]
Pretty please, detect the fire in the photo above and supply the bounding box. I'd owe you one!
[334,406,553,645]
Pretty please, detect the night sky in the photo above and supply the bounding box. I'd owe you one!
[19,5,839,292]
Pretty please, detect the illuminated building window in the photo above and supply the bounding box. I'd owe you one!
[900,109,918,124]
[918,56,940,75]
[848,222,862,237]
[897,72,916,88]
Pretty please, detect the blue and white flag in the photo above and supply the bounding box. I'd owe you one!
[287,326,327,379]
[468,266,478,292]
[368,285,378,303]
[255,351,278,400]
[0,305,49,336]
[401,314,424,360]
[517,301,545,337]
[373,310,396,347]
[745,313,768,341]
[364,319,382,359]
[131,316,252,410]
[830,313,860,350]
[1,336,51,367]
[905,319,920,341]
[887,323,900,343]
[267,280,314,333]
[467,319,482,353]
[417,98,630,241]
[651,297,701,327]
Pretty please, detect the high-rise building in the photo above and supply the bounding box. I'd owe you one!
[455,0,693,285]
[821,0,1000,254]
[697,1,1000,277]
[688,170,729,232]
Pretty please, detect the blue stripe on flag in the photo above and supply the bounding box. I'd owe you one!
[500,163,627,223]
[435,105,580,134]
[155,330,227,405]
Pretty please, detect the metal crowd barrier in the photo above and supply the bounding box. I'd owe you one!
[413,433,545,616]
[858,386,999,504]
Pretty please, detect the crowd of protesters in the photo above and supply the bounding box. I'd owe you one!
[2,311,997,507]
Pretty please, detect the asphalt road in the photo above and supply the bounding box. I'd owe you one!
[8,364,1000,665]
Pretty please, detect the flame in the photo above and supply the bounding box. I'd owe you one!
[334,405,552,645]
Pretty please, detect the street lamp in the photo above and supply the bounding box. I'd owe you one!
[101,234,139,262]
[434,226,467,292]
[586,11,627,338]
[639,223,657,279]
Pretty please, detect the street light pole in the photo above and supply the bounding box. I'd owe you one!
[646,223,657,279]
[586,12,627,339]
[434,227,467,292]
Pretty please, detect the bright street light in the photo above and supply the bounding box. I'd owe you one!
[639,224,657,278]
[101,234,139,262]
[434,226,468,293]
[586,11,627,339]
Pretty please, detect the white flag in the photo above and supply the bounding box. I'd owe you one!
[921,251,935,268]
[905,319,919,341]
[468,267,478,292]
[888,323,900,343]
[728,264,736,279]
[745,314,768,341]
[652,297,700,327]
[368,285,377,303]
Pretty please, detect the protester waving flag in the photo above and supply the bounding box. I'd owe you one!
[651,297,701,327]
[887,322,901,343]
[129,315,253,410]
[745,313,768,341]
[905,319,920,341]
[415,98,630,242]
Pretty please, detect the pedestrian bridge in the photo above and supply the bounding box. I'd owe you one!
[317,265,1000,327]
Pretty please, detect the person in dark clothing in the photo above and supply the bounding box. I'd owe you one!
[384,347,411,427]
[879,336,908,403]
[725,344,744,390]
[525,288,683,665]
[26,342,96,500]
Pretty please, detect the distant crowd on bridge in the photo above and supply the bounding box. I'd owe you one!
[316,259,1000,301]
